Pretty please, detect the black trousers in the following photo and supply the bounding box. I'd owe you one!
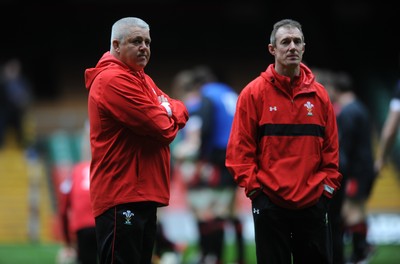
[76,227,98,264]
[95,202,158,264]
[329,185,345,264]
[252,193,333,264]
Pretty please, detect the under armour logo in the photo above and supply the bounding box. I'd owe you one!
[253,208,260,214]
[269,106,277,111]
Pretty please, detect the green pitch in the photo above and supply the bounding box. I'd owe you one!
[0,242,399,263]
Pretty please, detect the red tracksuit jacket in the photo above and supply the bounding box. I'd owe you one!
[226,63,342,209]
[85,52,188,217]
[60,161,94,232]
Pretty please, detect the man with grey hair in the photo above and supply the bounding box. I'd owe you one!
[226,19,342,263]
[84,17,188,263]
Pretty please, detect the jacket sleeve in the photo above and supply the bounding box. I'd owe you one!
[102,74,188,145]
[225,87,262,197]
[163,97,189,130]
[319,102,342,198]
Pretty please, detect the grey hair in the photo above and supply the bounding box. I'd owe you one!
[269,19,304,46]
[110,17,150,48]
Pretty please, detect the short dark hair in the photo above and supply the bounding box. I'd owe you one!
[270,19,304,46]
[334,72,353,92]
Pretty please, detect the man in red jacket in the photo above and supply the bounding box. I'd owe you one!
[226,19,342,264]
[84,17,188,264]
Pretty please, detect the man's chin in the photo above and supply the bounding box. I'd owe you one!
[285,61,300,68]
[135,61,148,70]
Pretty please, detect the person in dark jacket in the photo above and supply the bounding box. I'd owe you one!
[321,70,376,264]
[0,58,32,148]
[84,17,188,264]
[226,19,342,264]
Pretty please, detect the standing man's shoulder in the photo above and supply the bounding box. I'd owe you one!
[240,73,271,96]
[312,80,328,93]
[311,80,332,103]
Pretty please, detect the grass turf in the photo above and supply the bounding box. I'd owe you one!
[0,242,399,263]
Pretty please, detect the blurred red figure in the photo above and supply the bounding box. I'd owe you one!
[58,121,98,264]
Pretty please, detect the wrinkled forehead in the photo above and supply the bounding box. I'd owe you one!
[275,26,303,41]
[126,26,150,38]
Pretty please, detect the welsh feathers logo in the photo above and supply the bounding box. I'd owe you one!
[304,101,314,116]
[123,210,134,225]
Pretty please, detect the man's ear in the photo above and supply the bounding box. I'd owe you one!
[112,40,120,52]
[268,44,275,56]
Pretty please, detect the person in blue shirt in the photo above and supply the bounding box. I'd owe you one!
[172,66,245,264]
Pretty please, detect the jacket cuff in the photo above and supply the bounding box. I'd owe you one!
[248,188,262,200]
[323,184,334,198]
[161,102,172,117]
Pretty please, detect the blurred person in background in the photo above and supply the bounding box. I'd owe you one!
[321,70,376,264]
[84,17,188,264]
[226,19,342,263]
[57,120,183,264]
[375,79,400,175]
[0,57,33,148]
[313,68,345,264]
[172,65,245,264]
[152,221,184,264]
[58,120,98,264]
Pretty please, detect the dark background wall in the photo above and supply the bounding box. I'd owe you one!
[1,1,399,102]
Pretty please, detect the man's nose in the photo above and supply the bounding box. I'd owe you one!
[288,41,296,49]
